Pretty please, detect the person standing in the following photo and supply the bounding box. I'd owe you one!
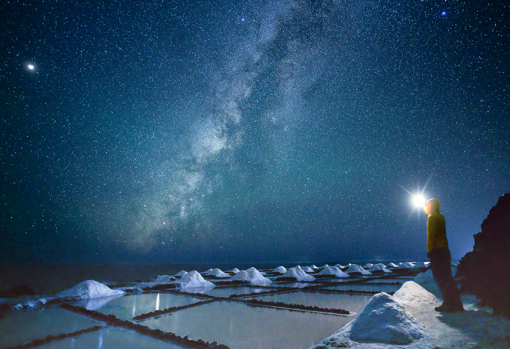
[424,198,464,312]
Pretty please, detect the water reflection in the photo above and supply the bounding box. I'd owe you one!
[204,287,278,298]
[0,308,101,348]
[323,284,401,293]
[97,329,103,349]
[141,301,351,349]
[250,292,372,314]
[92,293,202,320]
[78,294,124,311]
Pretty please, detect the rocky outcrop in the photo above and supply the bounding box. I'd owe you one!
[457,192,510,317]
[0,285,36,298]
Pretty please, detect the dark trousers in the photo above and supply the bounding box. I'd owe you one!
[429,247,462,306]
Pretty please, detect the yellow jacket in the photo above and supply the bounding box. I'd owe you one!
[427,212,448,252]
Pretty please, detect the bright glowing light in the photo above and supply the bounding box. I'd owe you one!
[27,64,35,70]
[413,195,426,207]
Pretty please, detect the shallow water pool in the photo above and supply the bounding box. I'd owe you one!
[0,307,103,348]
[203,286,278,298]
[361,278,406,284]
[250,291,372,314]
[92,293,203,320]
[321,283,401,293]
[38,327,187,349]
[141,300,351,349]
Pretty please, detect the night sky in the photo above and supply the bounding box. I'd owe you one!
[1,0,508,264]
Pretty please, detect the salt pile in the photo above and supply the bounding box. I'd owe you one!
[178,271,214,289]
[316,292,424,347]
[174,270,188,277]
[412,262,430,268]
[387,262,398,268]
[345,264,371,275]
[59,280,124,299]
[320,264,330,269]
[227,268,240,273]
[317,266,349,278]
[302,266,315,273]
[413,269,441,296]
[273,266,287,274]
[204,268,230,278]
[228,267,272,285]
[277,266,315,282]
[363,263,373,269]
[349,292,424,344]
[393,281,440,306]
[310,265,319,269]
[334,264,346,269]
[153,275,175,283]
[368,263,392,273]
[398,262,415,269]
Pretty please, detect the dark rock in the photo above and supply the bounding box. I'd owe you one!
[0,285,36,298]
[457,192,510,318]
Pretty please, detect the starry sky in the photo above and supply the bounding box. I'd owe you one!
[1,0,509,264]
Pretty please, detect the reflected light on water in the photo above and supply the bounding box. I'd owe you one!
[98,330,103,349]
[132,297,137,318]
[156,293,160,311]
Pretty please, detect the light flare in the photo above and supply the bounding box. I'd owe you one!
[413,195,426,208]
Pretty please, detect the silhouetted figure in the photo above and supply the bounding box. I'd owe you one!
[424,198,464,312]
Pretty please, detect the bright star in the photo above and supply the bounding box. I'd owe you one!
[441,11,446,16]
[26,63,36,72]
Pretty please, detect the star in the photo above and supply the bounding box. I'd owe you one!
[26,63,36,72]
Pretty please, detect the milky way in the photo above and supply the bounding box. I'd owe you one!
[1,0,508,263]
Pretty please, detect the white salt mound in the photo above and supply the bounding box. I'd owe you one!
[318,266,349,278]
[229,268,272,285]
[246,267,272,285]
[273,266,287,274]
[398,262,415,269]
[278,266,315,282]
[178,270,214,289]
[393,281,439,305]
[207,268,230,278]
[302,266,315,273]
[368,264,392,273]
[227,268,240,273]
[363,263,373,269]
[348,292,424,344]
[154,275,175,283]
[387,262,398,268]
[345,264,371,275]
[412,261,430,268]
[59,280,124,299]
[229,270,251,282]
[413,269,442,296]
[175,270,188,277]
